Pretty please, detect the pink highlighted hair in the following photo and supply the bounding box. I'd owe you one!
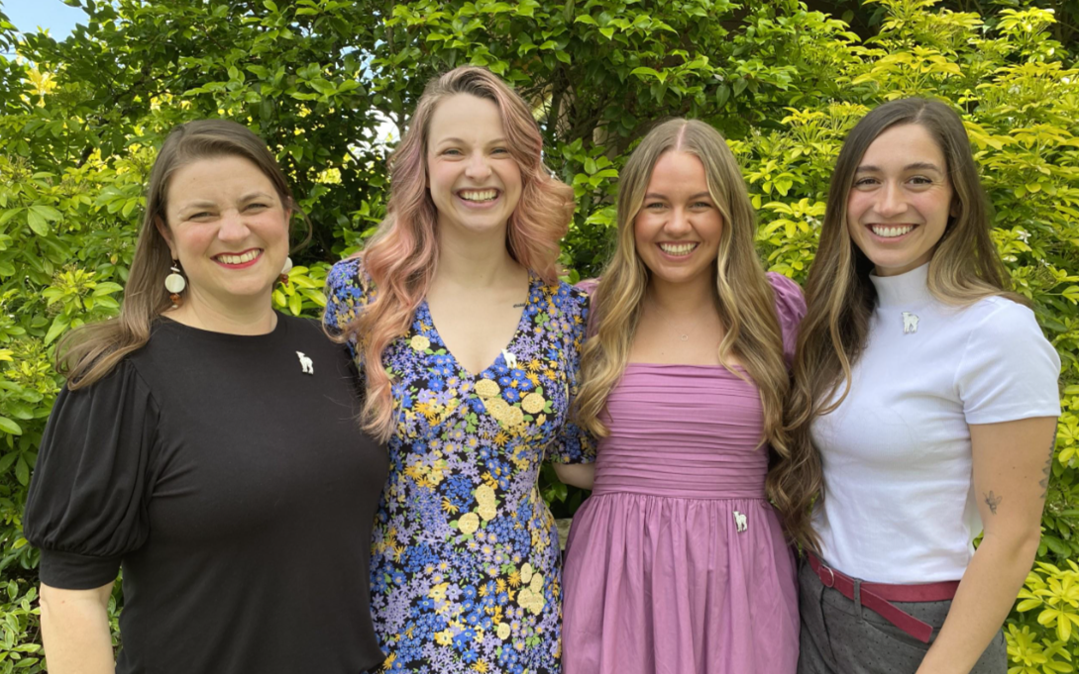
[341,66,574,441]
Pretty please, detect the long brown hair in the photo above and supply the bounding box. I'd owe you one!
[58,119,304,388]
[576,119,790,459]
[337,66,574,442]
[774,98,1020,552]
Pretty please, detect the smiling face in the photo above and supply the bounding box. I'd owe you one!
[158,154,290,310]
[846,123,954,277]
[426,93,523,242]
[633,150,723,289]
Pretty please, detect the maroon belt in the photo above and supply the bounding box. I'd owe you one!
[807,553,960,643]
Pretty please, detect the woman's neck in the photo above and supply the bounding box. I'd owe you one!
[164,290,277,335]
[435,227,524,290]
[646,274,717,317]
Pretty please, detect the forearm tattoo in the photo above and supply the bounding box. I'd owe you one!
[1040,427,1059,499]
[984,490,1002,515]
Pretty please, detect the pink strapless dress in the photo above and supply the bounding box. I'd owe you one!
[562,274,805,674]
[562,364,798,673]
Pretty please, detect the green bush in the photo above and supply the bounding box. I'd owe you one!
[0,0,1075,668]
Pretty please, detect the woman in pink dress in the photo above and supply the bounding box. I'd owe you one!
[558,119,803,673]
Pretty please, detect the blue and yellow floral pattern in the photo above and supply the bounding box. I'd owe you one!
[324,257,594,674]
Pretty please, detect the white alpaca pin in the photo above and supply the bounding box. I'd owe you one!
[902,312,920,335]
[296,351,314,375]
[733,510,747,533]
[502,349,518,369]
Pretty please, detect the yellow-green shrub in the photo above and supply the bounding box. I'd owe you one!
[0,0,1075,667]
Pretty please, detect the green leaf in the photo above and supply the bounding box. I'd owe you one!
[15,456,28,486]
[44,315,69,345]
[715,83,730,108]
[1043,535,1071,557]
[29,205,62,222]
[26,210,49,236]
[0,208,24,226]
[92,282,124,295]
[302,290,327,307]
[0,418,22,436]
[631,67,661,81]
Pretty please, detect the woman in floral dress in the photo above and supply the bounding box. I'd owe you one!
[324,66,593,674]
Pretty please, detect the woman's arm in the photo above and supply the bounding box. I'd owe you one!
[915,416,1058,674]
[39,582,115,674]
[552,463,595,490]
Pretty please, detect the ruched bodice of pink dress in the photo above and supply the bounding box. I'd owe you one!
[562,273,805,674]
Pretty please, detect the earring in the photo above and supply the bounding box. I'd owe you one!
[164,262,186,308]
[279,256,293,285]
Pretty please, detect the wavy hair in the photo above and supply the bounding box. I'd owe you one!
[776,98,1021,552]
[341,66,575,441]
[57,119,306,389]
[575,119,790,463]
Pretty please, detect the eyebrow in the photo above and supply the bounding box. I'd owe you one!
[177,200,217,211]
[644,191,712,200]
[435,137,509,146]
[177,192,273,211]
[855,162,943,173]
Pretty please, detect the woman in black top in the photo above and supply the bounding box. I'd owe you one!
[23,119,387,674]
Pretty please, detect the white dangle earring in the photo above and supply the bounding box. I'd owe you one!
[164,262,187,308]
[279,256,293,285]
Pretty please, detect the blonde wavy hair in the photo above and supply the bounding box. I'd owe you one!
[338,66,575,442]
[776,98,1023,552]
[575,119,790,460]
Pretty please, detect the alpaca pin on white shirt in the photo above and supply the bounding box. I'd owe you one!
[733,511,747,533]
[296,351,314,375]
[902,312,920,335]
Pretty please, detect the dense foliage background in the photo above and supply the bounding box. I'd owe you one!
[0,0,1076,670]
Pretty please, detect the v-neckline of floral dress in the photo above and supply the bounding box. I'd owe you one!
[416,272,538,381]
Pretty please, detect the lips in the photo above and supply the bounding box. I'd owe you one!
[457,189,500,203]
[868,224,917,239]
[658,242,698,256]
[213,248,263,267]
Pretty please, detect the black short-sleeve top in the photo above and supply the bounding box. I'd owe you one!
[24,314,388,674]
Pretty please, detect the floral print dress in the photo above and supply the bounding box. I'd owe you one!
[324,257,594,674]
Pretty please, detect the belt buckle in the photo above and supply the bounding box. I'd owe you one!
[820,564,836,588]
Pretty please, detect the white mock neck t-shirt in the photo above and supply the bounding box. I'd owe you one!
[811,263,1060,584]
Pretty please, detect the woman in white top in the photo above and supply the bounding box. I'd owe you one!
[772,98,1060,673]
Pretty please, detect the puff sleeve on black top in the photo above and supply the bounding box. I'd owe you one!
[24,360,157,590]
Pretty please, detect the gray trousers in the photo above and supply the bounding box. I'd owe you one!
[797,560,1006,673]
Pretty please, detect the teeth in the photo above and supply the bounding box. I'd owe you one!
[216,250,260,265]
[659,243,696,255]
[459,189,498,202]
[871,225,914,238]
